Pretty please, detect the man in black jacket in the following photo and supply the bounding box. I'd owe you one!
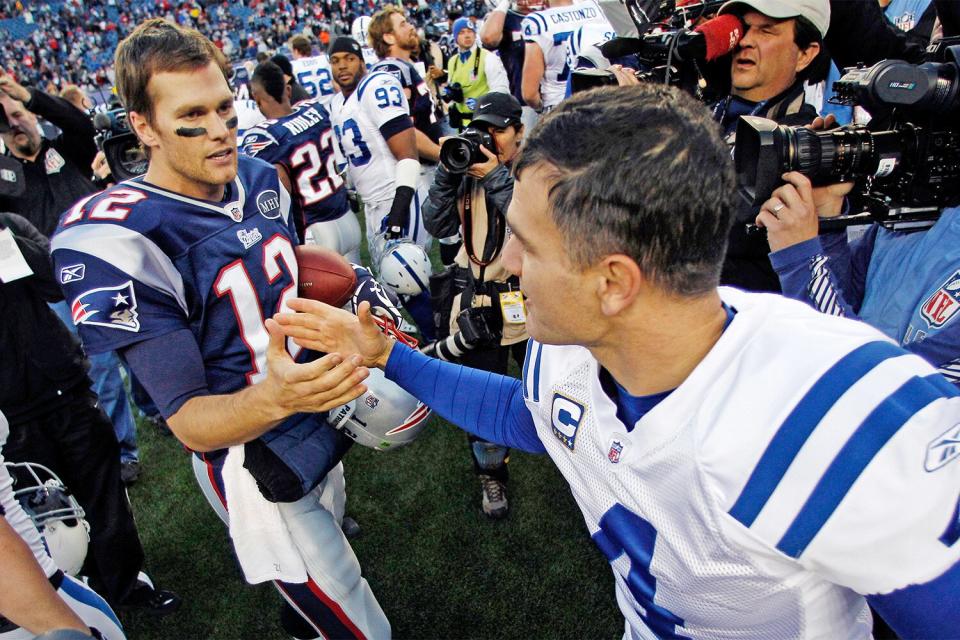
[0,70,143,482]
[0,212,178,615]
[423,92,527,519]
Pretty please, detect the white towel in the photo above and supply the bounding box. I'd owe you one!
[222,445,308,584]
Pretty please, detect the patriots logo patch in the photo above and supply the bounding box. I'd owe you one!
[920,270,960,329]
[71,281,140,332]
[925,423,960,472]
[242,140,272,156]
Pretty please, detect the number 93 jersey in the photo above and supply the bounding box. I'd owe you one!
[329,71,413,205]
[522,288,960,639]
[51,155,301,395]
[240,100,349,237]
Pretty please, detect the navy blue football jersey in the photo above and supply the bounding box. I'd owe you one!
[51,155,301,395]
[239,99,349,238]
[369,57,444,143]
[497,11,527,104]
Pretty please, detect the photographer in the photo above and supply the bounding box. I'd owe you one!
[422,92,527,519]
[712,0,830,292]
[0,70,142,483]
[758,158,960,386]
[443,18,509,130]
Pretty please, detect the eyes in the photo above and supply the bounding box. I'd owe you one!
[182,101,234,120]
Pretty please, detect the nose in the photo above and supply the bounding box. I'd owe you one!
[206,112,232,140]
[500,233,522,278]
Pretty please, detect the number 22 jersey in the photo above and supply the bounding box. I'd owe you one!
[51,155,300,396]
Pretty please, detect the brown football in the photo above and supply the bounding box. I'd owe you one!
[294,245,357,308]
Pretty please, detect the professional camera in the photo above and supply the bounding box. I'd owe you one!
[420,305,501,361]
[440,82,465,104]
[570,2,741,98]
[439,127,496,173]
[92,107,146,181]
[736,38,960,229]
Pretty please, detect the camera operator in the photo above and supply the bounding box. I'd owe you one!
[443,18,509,130]
[0,70,143,483]
[710,0,829,292]
[758,138,960,386]
[422,92,527,519]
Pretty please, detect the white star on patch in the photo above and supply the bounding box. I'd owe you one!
[112,292,129,306]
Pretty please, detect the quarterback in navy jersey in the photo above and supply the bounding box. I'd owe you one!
[278,86,960,640]
[52,19,390,640]
[240,61,361,261]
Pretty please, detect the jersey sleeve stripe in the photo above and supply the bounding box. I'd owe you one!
[535,12,548,31]
[531,342,543,402]
[729,340,906,527]
[51,223,189,314]
[775,373,959,558]
[522,339,535,400]
[940,493,960,547]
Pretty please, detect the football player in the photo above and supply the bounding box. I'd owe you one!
[521,0,612,112]
[328,36,435,338]
[277,85,960,640]
[51,20,389,640]
[350,16,381,68]
[240,61,360,261]
[289,35,337,106]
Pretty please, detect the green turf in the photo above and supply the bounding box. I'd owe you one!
[122,418,622,639]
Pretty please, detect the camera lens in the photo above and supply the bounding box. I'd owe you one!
[439,137,476,173]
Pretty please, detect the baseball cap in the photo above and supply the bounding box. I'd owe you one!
[470,92,522,129]
[718,0,830,38]
[270,54,294,77]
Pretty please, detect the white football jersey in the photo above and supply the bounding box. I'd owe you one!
[329,71,411,204]
[566,21,618,72]
[522,0,612,108]
[522,288,960,639]
[291,54,337,106]
[362,46,380,69]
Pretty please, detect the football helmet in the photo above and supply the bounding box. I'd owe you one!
[327,368,431,451]
[378,241,432,296]
[6,461,90,576]
[351,16,373,47]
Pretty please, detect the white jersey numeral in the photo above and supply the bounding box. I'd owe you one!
[214,235,301,384]
[290,130,345,206]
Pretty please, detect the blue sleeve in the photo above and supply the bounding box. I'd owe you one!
[867,560,960,639]
[384,343,546,453]
[119,328,210,419]
[769,236,858,318]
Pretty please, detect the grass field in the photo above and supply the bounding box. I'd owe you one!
[120,414,622,639]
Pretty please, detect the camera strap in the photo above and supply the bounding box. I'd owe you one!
[461,177,506,277]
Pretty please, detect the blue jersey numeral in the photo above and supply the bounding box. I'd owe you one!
[554,31,574,82]
[593,505,689,639]
[296,68,334,98]
[334,119,372,167]
[374,85,404,109]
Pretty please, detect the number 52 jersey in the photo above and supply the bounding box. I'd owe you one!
[51,155,302,395]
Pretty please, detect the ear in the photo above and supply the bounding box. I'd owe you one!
[128,110,159,149]
[383,32,396,47]
[284,83,292,102]
[795,41,820,74]
[595,254,643,317]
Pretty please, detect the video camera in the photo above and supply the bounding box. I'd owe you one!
[736,37,960,230]
[439,126,495,173]
[570,0,740,98]
[92,107,147,181]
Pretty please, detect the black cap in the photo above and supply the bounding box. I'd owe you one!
[329,36,363,58]
[270,54,294,77]
[470,92,522,129]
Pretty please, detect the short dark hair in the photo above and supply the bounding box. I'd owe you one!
[252,62,287,103]
[514,85,736,297]
[114,18,229,121]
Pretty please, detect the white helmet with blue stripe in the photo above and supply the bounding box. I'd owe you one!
[378,241,432,296]
[351,16,373,47]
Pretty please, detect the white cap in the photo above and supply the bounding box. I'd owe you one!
[718,0,830,38]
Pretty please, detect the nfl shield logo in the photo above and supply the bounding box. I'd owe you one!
[608,440,623,464]
[921,270,960,329]
[225,201,244,222]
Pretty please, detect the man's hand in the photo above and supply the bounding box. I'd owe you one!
[466,145,499,179]
[805,114,855,216]
[756,172,822,252]
[257,318,370,419]
[610,64,639,87]
[91,151,112,182]
[0,69,30,103]
[274,299,395,369]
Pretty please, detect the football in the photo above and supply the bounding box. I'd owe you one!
[295,245,357,308]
